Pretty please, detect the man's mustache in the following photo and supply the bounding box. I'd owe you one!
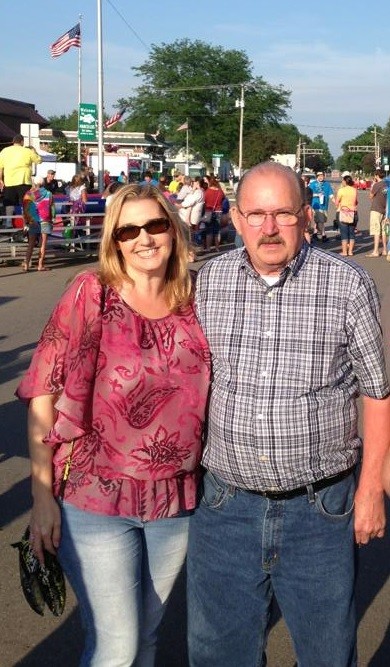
[257,235,285,246]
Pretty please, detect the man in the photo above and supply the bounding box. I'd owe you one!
[302,173,314,243]
[0,134,41,227]
[187,162,390,667]
[43,169,59,194]
[140,169,158,186]
[366,169,387,257]
[308,170,334,241]
[87,166,96,193]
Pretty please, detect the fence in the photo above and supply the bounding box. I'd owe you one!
[0,211,104,264]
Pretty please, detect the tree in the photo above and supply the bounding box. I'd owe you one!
[240,123,305,167]
[50,136,77,162]
[303,135,334,172]
[337,125,381,173]
[118,39,291,167]
[48,110,79,131]
[381,117,390,153]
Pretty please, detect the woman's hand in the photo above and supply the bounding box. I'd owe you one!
[29,490,61,565]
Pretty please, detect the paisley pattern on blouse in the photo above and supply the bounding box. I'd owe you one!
[17,271,211,520]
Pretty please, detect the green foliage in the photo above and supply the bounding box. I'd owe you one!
[50,137,77,163]
[119,39,291,166]
[238,123,302,167]
[337,125,380,173]
[381,117,390,152]
[48,110,79,131]
[303,135,334,172]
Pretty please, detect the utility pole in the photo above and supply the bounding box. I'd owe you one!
[296,137,301,170]
[373,125,381,167]
[235,84,245,178]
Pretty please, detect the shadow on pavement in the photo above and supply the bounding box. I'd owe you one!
[14,610,82,666]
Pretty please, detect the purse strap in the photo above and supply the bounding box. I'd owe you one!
[58,439,75,500]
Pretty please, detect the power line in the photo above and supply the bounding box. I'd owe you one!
[153,83,245,93]
[295,123,368,132]
[105,0,150,52]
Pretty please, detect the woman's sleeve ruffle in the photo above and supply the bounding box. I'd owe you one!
[16,271,104,447]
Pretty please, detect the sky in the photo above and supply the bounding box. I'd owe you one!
[3,0,390,160]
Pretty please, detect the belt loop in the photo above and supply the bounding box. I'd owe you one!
[228,483,236,497]
[306,483,315,503]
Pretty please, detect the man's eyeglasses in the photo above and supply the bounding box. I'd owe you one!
[236,205,304,227]
[113,217,170,242]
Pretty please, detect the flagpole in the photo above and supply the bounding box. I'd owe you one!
[97,0,104,192]
[77,14,82,167]
[186,118,189,176]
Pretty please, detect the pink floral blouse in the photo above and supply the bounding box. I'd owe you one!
[17,271,211,521]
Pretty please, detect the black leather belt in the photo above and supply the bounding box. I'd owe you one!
[246,466,355,501]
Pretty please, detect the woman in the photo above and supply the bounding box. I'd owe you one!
[101,179,124,208]
[68,172,88,230]
[117,170,128,184]
[203,175,225,251]
[22,176,55,271]
[16,183,210,666]
[157,175,171,200]
[335,174,358,256]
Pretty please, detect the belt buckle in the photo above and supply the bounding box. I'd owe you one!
[262,489,283,500]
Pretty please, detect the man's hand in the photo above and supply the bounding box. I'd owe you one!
[354,486,386,545]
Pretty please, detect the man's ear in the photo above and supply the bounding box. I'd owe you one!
[230,206,242,234]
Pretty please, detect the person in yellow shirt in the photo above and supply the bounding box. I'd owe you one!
[0,134,42,227]
[335,174,358,256]
[168,172,183,195]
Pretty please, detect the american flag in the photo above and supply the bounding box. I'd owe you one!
[50,24,81,58]
[104,108,126,129]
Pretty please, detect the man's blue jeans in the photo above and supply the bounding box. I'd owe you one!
[58,502,189,667]
[187,470,357,667]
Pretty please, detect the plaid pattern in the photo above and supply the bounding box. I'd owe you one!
[196,244,389,492]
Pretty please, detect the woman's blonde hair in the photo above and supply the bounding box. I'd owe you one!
[98,183,192,311]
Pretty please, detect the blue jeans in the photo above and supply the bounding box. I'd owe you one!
[187,470,357,667]
[339,221,357,242]
[58,502,189,667]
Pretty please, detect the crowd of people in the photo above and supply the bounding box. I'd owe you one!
[13,160,390,666]
[0,137,239,272]
[299,167,390,259]
[105,169,236,252]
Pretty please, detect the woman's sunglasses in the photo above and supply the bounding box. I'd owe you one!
[113,217,170,242]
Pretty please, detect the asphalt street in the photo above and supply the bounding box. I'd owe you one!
[0,189,389,666]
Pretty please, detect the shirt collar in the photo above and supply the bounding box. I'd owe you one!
[239,241,310,282]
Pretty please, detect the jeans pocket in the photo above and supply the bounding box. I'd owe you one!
[200,471,231,509]
[314,474,355,522]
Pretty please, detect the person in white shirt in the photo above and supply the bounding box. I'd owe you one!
[176,175,193,202]
[176,176,205,228]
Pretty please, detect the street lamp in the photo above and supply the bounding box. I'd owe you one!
[235,84,245,178]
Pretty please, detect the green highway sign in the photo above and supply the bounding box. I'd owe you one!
[78,103,97,141]
[212,153,224,158]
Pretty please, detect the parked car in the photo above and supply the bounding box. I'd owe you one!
[354,178,368,190]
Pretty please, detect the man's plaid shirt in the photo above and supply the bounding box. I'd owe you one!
[195,243,389,492]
